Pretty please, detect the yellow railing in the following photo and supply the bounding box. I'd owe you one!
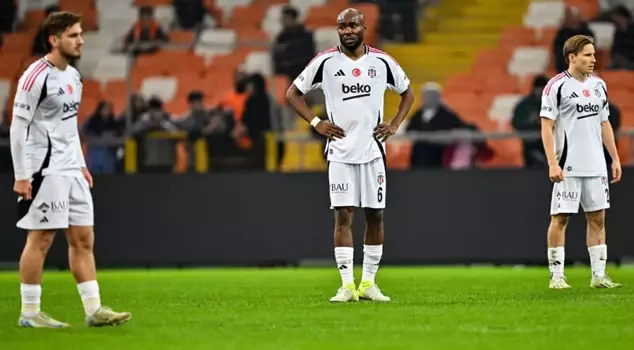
[124,131,208,174]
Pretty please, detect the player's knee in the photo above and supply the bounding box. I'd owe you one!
[586,211,605,231]
[365,209,384,227]
[334,208,354,229]
[550,214,569,230]
[26,231,55,253]
[66,227,94,251]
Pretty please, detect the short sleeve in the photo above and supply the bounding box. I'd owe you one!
[13,70,45,123]
[292,54,328,94]
[385,57,410,94]
[540,81,559,120]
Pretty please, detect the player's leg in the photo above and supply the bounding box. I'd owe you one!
[358,158,390,301]
[328,162,359,302]
[548,177,581,289]
[66,177,131,326]
[17,175,71,327]
[581,177,621,288]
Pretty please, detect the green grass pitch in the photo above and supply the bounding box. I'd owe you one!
[0,266,633,349]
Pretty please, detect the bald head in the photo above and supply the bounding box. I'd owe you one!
[337,8,365,26]
[336,8,366,52]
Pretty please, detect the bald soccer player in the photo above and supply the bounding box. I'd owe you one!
[286,8,415,303]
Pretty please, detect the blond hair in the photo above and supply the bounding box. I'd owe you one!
[563,35,594,64]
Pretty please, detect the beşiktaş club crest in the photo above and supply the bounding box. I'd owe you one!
[368,66,376,78]
[594,83,603,98]
[377,172,384,185]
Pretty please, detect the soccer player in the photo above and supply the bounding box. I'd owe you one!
[540,35,622,290]
[10,12,131,327]
[286,8,414,302]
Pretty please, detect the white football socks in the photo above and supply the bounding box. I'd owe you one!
[548,247,565,278]
[362,244,383,284]
[334,247,354,286]
[588,244,607,279]
[20,283,41,317]
[77,280,101,316]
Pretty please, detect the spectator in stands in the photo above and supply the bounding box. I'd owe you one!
[609,5,634,69]
[0,0,16,33]
[240,73,273,170]
[123,6,170,56]
[511,75,549,168]
[179,90,236,170]
[221,68,252,149]
[172,0,206,30]
[130,97,179,173]
[406,83,484,169]
[83,101,120,174]
[554,7,595,72]
[130,96,178,136]
[272,6,315,84]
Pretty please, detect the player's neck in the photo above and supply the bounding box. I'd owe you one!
[341,44,365,60]
[45,52,69,71]
[567,68,588,82]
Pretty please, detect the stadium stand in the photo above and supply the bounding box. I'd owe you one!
[0,0,632,173]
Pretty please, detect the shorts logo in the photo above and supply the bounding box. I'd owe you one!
[377,172,384,185]
[557,191,578,201]
[37,202,50,213]
[368,66,376,78]
[331,183,348,193]
[352,68,361,77]
[601,176,607,185]
[50,201,68,212]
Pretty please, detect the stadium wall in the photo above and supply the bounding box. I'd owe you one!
[1,171,633,268]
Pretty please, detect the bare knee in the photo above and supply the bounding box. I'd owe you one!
[586,211,605,231]
[364,208,384,228]
[550,214,569,230]
[25,231,56,254]
[334,208,354,230]
[66,226,94,251]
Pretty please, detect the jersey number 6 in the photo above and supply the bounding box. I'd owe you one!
[377,187,383,203]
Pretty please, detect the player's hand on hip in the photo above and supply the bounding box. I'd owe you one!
[82,167,93,188]
[14,179,32,200]
[373,122,397,142]
[549,164,564,183]
[315,120,345,141]
[611,161,622,184]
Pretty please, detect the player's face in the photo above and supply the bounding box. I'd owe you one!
[52,23,84,60]
[571,44,596,74]
[337,16,365,51]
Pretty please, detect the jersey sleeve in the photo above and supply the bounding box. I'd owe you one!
[599,81,610,122]
[540,81,559,120]
[12,70,46,123]
[385,57,410,94]
[292,54,327,94]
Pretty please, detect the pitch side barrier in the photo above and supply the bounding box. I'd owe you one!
[1,169,634,268]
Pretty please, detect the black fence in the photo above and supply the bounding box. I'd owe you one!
[1,169,633,268]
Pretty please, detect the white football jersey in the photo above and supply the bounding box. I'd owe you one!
[293,45,410,164]
[540,71,609,177]
[12,57,85,179]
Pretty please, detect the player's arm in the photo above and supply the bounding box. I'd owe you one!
[285,56,345,140]
[539,83,563,182]
[598,84,621,183]
[375,58,414,141]
[10,74,44,199]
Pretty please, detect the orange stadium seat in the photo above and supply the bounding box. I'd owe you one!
[386,141,412,169]
[82,78,102,100]
[21,10,47,31]
[135,0,173,6]
[167,30,197,48]
[227,5,267,30]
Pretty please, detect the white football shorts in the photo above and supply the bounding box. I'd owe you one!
[328,157,386,209]
[17,174,94,230]
[550,176,610,215]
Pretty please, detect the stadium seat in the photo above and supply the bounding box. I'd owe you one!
[508,46,550,76]
[154,5,176,29]
[314,27,339,52]
[198,28,237,49]
[141,76,178,101]
[523,1,565,29]
[488,94,523,124]
[92,54,129,82]
[588,22,616,51]
[244,51,272,76]
[215,0,254,19]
